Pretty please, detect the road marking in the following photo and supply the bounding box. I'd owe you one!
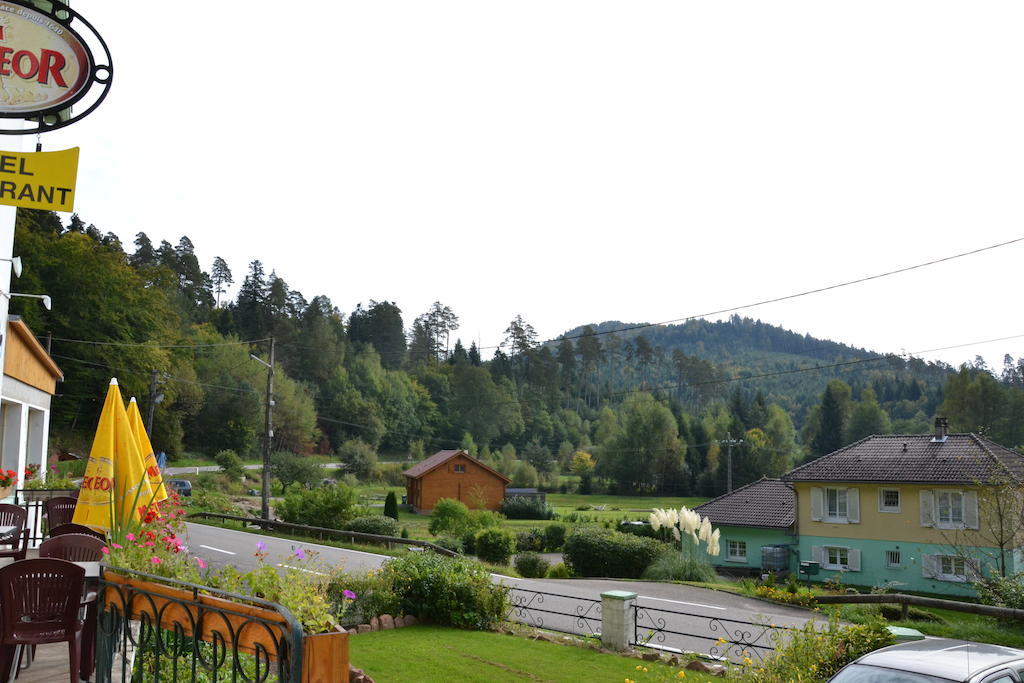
[199,544,236,555]
[638,596,727,611]
[278,563,327,576]
[490,573,516,580]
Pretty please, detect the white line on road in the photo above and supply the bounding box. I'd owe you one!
[199,544,236,555]
[278,563,327,576]
[638,596,727,611]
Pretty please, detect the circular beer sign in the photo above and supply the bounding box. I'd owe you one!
[0,2,90,114]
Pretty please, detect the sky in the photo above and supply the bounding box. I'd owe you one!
[29,1,1024,370]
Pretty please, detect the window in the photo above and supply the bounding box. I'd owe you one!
[940,555,966,579]
[453,464,466,473]
[936,491,964,527]
[825,546,849,569]
[826,488,848,521]
[879,488,900,513]
[726,540,747,562]
[886,550,901,568]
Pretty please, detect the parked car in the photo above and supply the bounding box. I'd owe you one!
[166,479,192,497]
[830,638,1024,683]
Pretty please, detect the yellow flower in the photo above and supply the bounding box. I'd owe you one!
[743,657,753,666]
[716,637,726,645]
[636,666,643,671]
[642,668,648,673]
[677,673,686,679]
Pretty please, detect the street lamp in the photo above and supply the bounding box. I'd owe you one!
[0,257,22,278]
[2,292,50,309]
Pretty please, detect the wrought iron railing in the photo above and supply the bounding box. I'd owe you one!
[506,587,602,638]
[13,488,78,547]
[95,566,305,682]
[633,603,792,663]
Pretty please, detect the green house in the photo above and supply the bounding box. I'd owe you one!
[695,478,797,575]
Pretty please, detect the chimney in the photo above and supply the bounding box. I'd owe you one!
[932,417,949,442]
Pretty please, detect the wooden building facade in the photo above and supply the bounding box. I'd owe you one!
[403,450,510,513]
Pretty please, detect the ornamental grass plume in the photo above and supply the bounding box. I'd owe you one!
[649,506,721,558]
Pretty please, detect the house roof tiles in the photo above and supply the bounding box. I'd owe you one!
[694,477,794,529]
[782,433,1024,484]
[402,449,512,483]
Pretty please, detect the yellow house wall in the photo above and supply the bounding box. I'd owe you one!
[794,482,991,546]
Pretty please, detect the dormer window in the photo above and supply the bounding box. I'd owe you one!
[453,464,466,473]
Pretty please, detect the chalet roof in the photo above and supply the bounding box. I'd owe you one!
[782,433,1024,485]
[694,477,794,529]
[402,449,512,483]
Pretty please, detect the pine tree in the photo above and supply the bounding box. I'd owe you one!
[384,491,398,520]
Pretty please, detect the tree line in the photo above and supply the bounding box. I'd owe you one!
[15,209,1024,498]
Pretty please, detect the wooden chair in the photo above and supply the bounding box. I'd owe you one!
[43,496,78,530]
[0,504,29,562]
[47,523,105,541]
[0,558,85,683]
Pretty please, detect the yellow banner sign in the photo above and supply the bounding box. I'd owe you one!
[0,146,78,212]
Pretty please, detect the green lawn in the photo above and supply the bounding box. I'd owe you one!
[349,625,724,682]
[546,493,708,511]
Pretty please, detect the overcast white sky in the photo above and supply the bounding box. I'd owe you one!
[33,1,1024,369]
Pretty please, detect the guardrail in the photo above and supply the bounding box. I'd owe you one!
[187,512,460,557]
[813,592,1024,621]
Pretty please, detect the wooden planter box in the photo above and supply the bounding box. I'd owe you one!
[102,571,348,682]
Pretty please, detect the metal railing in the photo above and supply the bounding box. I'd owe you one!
[188,512,460,557]
[506,587,602,638]
[13,488,78,547]
[95,565,305,682]
[633,603,792,662]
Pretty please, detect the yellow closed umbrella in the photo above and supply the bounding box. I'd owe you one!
[126,396,168,504]
[73,378,156,535]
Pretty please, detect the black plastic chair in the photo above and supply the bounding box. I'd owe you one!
[43,496,78,530]
[0,558,84,683]
[39,533,106,563]
[0,504,29,562]
[47,523,105,541]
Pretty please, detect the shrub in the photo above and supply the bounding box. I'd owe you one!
[754,585,817,608]
[375,463,406,486]
[433,537,464,554]
[500,496,555,520]
[641,552,717,583]
[461,529,477,555]
[878,604,945,623]
[747,614,895,682]
[342,515,400,537]
[429,498,474,536]
[214,449,244,479]
[375,552,508,629]
[546,562,571,579]
[978,572,1024,610]
[543,523,567,551]
[400,527,409,539]
[514,552,550,578]
[474,528,516,565]
[384,491,398,520]
[563,528,666,579]
[275,483,358,529]
[515,528,545,553]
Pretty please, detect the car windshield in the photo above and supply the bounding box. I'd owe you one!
[830,664,955,683]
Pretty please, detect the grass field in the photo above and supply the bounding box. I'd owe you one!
[349,625,724,682]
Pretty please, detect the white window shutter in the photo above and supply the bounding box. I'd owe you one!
[848,548,861,571]
[811,487,823,521]
[847,488,860,523]
[922,554,938,578]
[964,491,979,530]
[920,489,935,527]
[812,546,824,564]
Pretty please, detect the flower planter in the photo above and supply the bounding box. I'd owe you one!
[101,571,348,682]
[0,485,12,500]
[19,487,78,503]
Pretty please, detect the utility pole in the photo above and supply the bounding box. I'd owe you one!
[719,431,744,493]
[251,338,275,520]
[145,370,161,435]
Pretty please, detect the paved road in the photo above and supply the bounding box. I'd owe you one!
[183,522,815,661]
[165,463,344,476]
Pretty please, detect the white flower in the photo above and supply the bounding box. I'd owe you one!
[708,528,721,557]
[698,516,712,544]
[671,527,681,541]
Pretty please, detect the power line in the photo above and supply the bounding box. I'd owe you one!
[479,235,1024,351]
[45,336,271,349]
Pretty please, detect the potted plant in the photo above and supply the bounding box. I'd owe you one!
[20,464,78,502]
[0,468,18,500]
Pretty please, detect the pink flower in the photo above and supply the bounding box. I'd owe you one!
[125,533,135,542]
[111,543,123,550]
[150,557,162,565]
[196,557,207,570]
[343,589,357,600]
[101,547,110,555]
[293,548,306,560]
[144,541,155,547]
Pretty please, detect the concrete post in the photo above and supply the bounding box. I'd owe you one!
[601,590,636,651]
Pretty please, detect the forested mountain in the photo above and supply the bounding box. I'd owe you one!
[15,209,1024,499]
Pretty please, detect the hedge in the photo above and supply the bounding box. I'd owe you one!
[563,528,666,578]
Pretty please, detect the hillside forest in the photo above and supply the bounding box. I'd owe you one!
[15,209,1024,497]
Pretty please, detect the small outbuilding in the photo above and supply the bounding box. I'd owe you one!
[403,449,510,513]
